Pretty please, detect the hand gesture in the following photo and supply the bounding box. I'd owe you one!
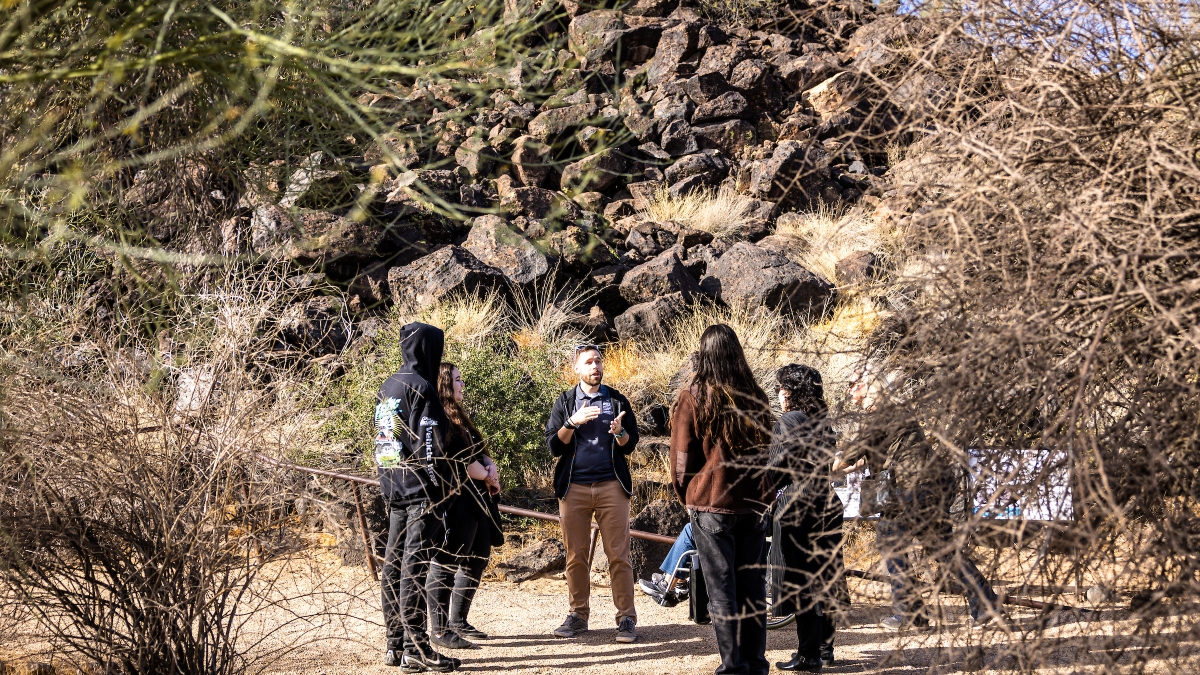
[609,410,626,435]
[486,475,501,495]
[568,404,602,427]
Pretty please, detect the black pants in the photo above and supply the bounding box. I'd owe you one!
[690,510,769,675]
[794,608,834,661]
[382,502,445,654]
[427,510,492,635]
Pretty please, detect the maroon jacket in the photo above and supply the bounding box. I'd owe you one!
[669,387,773,515]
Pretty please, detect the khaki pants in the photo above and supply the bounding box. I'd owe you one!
[559,480,636,625]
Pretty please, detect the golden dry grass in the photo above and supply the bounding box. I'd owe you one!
[642,185,758,237]
[406,291,509,346]
[774,203,904,285]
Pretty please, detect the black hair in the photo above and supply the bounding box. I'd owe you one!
[776,363,828,418]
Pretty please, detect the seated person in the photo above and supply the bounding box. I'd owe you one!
[637,523,694,606]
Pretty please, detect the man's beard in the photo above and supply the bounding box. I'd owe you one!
[581,372,602,386]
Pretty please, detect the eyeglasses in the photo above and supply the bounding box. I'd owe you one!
[574,344,601,357]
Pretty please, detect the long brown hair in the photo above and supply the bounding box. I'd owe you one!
[690,324,773,455]
[437,362,489,457]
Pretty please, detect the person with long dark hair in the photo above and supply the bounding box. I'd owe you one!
[670,324,775,675]
[426,362,504,651]
[768,365,848,672]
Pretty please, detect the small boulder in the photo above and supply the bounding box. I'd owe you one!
[620,249,703,304]
[691,91,749,124]
[693,119,757,156]
[696,44,751,80]
[528,102,599,139]
[560,148,628,192]
[387,246,506,309]
[455,136,493,177]
[502,186,583,221]
[660,119,698,156]
[685,72,734,105]
[546,225,618,274]
[511,136,552,188]
[614,292,689,341]
[647,22,701,84]
[700,242,835,315]
[749,140,830,206]
[835,250,881,285]
[664,151,729,184]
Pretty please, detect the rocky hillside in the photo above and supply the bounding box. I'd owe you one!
[180,0,943,355]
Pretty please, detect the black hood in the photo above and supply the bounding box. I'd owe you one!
[399,322,444,383]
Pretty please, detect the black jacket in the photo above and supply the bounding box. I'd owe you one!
[544,384,639,500]
[375,322,454,508]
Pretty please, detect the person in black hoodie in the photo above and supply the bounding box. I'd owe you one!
[375,323,460,672]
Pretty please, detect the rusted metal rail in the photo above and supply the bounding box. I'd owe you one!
[256,453,1087,613]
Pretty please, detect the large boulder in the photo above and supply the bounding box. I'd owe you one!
[463,215,557,285]
[630,499,690,581]
[700,242,835,315]
[614,292,688,341]
[546,225,618,274]
[619,249,703,304]
[387,246,506,308]
[696,44,751,80]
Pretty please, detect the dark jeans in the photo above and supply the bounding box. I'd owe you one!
[427,512,492,635]
[690,510,769,675]
[876,490,998,621]
[382,502,445,653]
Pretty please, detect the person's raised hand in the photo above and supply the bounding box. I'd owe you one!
[609,410,626,435]
[568,404,602,427]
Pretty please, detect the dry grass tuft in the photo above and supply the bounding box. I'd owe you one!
[405,292,508,347]
[643,186,757,237]
[774,203,904,285]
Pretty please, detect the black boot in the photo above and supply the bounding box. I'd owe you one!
[776,654,822,672]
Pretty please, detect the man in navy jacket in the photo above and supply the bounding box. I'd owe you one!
[544,345,640,643]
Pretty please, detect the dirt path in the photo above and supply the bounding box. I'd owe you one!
[252,551,1192,675]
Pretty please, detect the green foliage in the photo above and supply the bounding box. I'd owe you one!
[452,339,566,488]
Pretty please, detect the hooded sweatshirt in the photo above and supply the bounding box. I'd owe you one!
[375,322,454,508]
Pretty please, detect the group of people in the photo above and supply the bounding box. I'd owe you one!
[374,320,1003,674]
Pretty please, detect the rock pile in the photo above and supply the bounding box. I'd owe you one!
[198,0,939,349]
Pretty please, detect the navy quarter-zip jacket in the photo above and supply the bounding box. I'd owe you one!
[545,384,639,500]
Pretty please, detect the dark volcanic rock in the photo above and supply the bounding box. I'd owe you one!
[560,148,628,192]
[387,245,506,308]
[463,215,557,285]
[494,538,566,582]
[700,242,835,315]
[685,72,734,105]
[660,119,698,156]
[749,140,830,206]
[546,225,618,273]
[729,58,784,111]
[528,102,599,139]
[502,187,583,221]
[630,499,689,581]
[664,151,729,184]
[619,249,703,304]
[693,119,756,156]
[647,22,701,84]
[279,296,349,354]
[691,91,749,123]
[614,292,689,341]
[835,250,881,285]
[511,135,552,188]
[696,44,751,80]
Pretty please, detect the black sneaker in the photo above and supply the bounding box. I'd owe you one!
[449,622,488,640]
[552,613,588,638]
[400,650,460,673]
[431,630,477,650]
